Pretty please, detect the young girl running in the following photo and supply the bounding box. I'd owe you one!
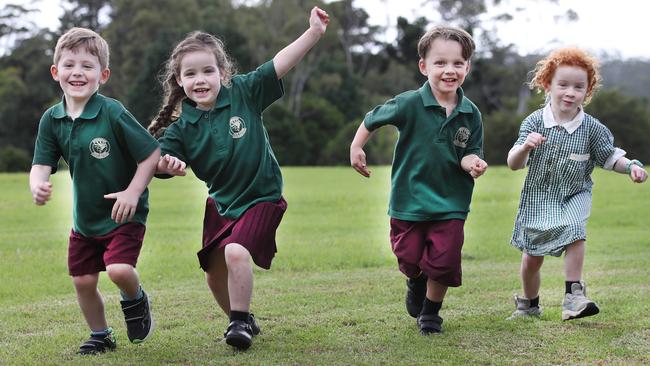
[507,47,647,321]
[148,7,329,350]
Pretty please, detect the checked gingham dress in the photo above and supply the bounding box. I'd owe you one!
[510,104,625,256]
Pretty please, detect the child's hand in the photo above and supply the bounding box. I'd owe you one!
[630,165,648,183]
[469,158,488,178]
[31,181,52,205]
[350,146,371,178]
[104,189,140,224]
[523,132,546,151]
[309,6,329,35]
[158,154,187,176]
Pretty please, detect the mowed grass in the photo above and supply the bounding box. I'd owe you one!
[0,167,649,365]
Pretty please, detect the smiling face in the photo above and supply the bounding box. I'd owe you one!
[546,65,588,122]
[176,50,222,111]
[51,47,109,105]
[419,38,470,101]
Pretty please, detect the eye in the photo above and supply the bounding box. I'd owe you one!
[434,60,444,66]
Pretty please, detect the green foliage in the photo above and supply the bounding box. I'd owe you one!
[0,0,649,171]
[0,145,31,171]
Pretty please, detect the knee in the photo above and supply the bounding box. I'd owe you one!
[224,244,251,266]
[106,264,135,285]
[522,254,544,271]
[72,274,98,293]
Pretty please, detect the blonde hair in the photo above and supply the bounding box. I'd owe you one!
[148,31,236,138]
[53,27,109,69]
[417,26,475,60]
[529,47,601,104]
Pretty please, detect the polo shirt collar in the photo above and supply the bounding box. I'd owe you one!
[543,102,584,134]
[418,82,473,113]
[183,87,232,124]
[51,92,103,120]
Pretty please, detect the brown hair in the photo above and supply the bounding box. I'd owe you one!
[417,26,475,60]
[529,46,601,104]
[53,27,109,70]
[148,31,236,138]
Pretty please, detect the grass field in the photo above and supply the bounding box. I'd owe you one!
[1,166,649,365]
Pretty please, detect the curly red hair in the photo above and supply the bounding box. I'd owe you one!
[529,47,601,104]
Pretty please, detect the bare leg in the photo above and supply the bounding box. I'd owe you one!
[564,240,585,282]
[521,253,544,299]
[106,263,140,299]
[72,273,108,332]
[205,247,230,315]
[426,278,448,302]
[224,243,253,312]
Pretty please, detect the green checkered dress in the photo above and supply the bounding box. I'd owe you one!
[510,105,622,256]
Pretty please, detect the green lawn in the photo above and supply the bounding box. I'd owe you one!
[1,167,649,365]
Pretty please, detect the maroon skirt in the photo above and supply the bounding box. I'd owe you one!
[198,197,287,271]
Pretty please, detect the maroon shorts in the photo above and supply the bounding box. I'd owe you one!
[198,197,287,271]
[389,218,465,287]
[68,223,145,277]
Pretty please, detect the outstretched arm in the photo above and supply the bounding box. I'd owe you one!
[29,164,53,205]
[104,147,161,224]
[612,157,648,183]
[350,122,374,178]
[273,6,329,79]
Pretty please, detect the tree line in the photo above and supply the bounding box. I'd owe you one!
[1,0,649,172]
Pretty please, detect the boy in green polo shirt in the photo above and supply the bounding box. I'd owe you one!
[350,26,488,335]
[29,27,160,354]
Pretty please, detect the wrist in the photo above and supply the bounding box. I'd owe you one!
[625,159,643,174]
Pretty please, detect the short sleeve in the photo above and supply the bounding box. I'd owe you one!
[115,109,160,162]
[240,60,285,113]
[32,112,62,174]
[364,98,403,131]
[589,123,616,168]
[157,122,188,163]
[463,110,484,158]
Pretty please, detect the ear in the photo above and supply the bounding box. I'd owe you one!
[465,60,471,74]
[418,58,427,76]
[99,68,111,85]
[50,65,59,81]
[175,75,182,88]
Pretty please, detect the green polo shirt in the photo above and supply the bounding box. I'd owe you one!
[364,82,484,221]
[32,93,159,236]
[158,60,284,219]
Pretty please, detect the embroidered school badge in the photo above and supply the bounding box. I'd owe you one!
[89,137,110,159]
[453,127,470,148]
[229,116,247,139]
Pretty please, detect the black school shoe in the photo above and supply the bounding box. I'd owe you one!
[77,328,117,355]
[405,274,427,318]
[120,290,154,343]
[225,320,253,350]
[417,313,443,335]
[248,313,261,336]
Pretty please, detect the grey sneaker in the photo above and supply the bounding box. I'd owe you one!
[562,282,599,321]
[507,295,542,320]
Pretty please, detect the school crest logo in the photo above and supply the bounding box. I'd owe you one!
[229,116,247,139]
[89,137,110,159]
[453,127,470,148]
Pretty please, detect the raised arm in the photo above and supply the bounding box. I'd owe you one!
[273,6,329,79]
[507,132,546,170]
[29,164,53,205]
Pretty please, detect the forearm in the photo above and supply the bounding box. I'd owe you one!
[127,148,161,195]
[29,165,52,190]
[273,28,323,79]
[350,122,373,149]
[612,157,631,174]
[507,145,530,170]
